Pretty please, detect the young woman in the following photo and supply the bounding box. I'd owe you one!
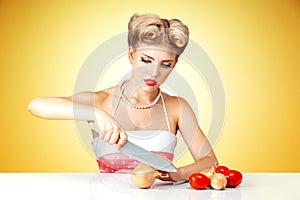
[28,13,218,182]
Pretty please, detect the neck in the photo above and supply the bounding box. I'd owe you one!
[122,79,160,104]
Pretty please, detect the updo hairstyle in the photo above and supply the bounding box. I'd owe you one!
[128,13,189,56]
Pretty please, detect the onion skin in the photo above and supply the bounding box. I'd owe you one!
[200,164,216,179]
[131,171,156,189]
[131,163,156,189]
[210,173,227,190]
[200,168,213,179]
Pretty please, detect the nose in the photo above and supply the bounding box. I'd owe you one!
[151,64,159,78]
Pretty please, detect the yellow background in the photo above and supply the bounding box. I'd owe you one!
[0,0,299,172]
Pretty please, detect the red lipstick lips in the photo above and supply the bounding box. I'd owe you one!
[144,79,157,86]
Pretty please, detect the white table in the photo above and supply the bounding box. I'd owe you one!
[0,173,299,200]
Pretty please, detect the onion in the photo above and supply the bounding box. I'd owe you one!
[210,173,227,190]
[131,163,157,189]
[200,168,214,179]
[200,163,217,179]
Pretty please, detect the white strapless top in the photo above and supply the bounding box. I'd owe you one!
[92,130,177,158]
[92,130,177,173]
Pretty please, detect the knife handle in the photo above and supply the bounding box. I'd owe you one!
[154,171,170,179]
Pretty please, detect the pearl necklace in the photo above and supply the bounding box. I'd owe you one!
[120,81,161,109]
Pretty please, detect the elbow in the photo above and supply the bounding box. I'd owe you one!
[27,98,46,118]
[27,99,34,113]
[27,98,39,116]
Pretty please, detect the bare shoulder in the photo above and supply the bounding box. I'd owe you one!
[162,93,196,132]
[69,85,118,110]
[161,92,182,117]
[95,87,112,99]
[162,92,195,119]
[94,86,119,111]
[162,92,190,109]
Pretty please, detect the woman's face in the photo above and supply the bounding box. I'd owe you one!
[128,45,178,91]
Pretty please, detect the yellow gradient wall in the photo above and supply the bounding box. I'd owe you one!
[0,0,299,172]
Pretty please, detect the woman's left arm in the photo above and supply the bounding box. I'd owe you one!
[168,97,218,182]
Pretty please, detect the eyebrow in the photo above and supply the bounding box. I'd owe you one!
[141,54,175,62]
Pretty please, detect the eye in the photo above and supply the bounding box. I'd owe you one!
[161,63,172,68]
[140,57,151,63]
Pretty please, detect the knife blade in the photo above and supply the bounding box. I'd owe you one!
[118,140,177,172]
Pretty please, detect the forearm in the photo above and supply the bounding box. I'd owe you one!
[177,153,218,180]
[28,97,98,121]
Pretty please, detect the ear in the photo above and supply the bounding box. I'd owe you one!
[128,46,135,64]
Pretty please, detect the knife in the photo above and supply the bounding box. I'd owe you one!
[87,121,176,172]
[118,140,177,172]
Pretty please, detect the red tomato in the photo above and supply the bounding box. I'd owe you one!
[224,170,243,187]
[215,166,229,174]
[189,173,210,189]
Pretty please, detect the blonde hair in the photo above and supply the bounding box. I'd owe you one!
[128,13,189,56]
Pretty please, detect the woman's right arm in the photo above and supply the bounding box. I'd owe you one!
[27,92,128,148]
[28,92,97,121]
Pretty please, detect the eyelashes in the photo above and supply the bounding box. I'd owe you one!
[140,57,172,68]
[141,57,151,63]
[161,63,172,68]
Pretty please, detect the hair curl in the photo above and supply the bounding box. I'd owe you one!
[128,13,189,55]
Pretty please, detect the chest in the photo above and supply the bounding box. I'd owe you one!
[95,93,177,133]
[114,100,176,133]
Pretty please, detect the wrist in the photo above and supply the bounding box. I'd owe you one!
[94,108,106,120]
[177,167,189,181]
